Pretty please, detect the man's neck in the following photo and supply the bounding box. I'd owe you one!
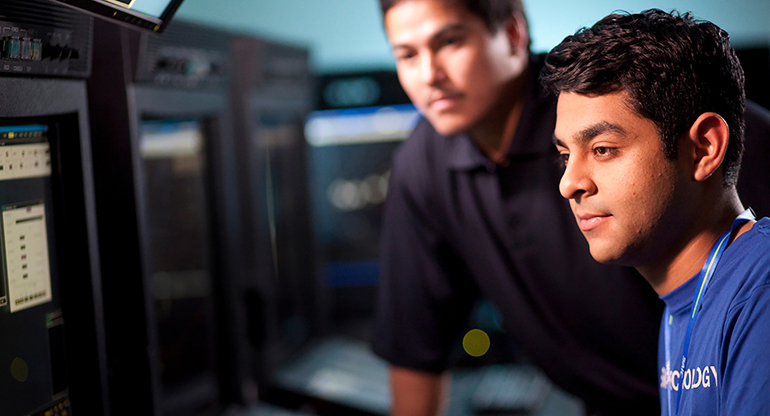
[640,191,750,296]
[469,65,529,164]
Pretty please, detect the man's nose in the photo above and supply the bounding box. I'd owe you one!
[559,156,595,200]
[420,52,444,86]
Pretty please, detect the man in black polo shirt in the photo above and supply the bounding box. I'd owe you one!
[371,1,770,415]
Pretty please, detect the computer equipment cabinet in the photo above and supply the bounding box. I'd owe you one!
[86,18,240,416]
[0,1,107,415]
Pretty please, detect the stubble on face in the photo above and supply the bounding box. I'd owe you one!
[555,91,690,268]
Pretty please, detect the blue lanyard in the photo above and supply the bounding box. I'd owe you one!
[664,209,754,416]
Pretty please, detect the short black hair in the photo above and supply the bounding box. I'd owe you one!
[541,9,745,187]
[380,0,528,38]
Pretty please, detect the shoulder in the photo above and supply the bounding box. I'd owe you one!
[744,101,770,151]
[724,218,770,305]
[734,218,770,276]
[746,101,770,133]
[738,103,770,217]
[738,217,770,266]
[744,101,770,163]
[506,53,558,154]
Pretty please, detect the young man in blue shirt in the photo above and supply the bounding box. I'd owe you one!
[542,9,770,415]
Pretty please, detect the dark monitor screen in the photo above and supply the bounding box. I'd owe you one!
[303,104,420,339]
[304,104,421,288]
[139,118,220,414]
[52,0,185,33]
[0,122,69,416]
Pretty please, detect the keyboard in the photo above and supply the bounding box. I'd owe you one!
[470,365,552,414]
[272,337,391,415]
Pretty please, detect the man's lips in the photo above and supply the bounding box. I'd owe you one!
[427,92,463,110]
[576,213,612,231]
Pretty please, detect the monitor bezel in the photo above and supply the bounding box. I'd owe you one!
[51,0,186,33]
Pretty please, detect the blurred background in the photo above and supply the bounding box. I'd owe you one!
[0,1,767,416]
[174,0,770,74]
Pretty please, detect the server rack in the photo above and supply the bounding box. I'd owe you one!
[0,1,108,415]
[229,35,415,415]
[87,18,239,416]
[228,35,317,403]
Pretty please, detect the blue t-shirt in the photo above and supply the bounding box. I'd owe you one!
[659,217,770,415]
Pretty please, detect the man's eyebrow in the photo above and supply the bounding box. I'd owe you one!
[391,23,467,50]
[552,134,565,148]
[429,23,466,41]
[553,121,626,148]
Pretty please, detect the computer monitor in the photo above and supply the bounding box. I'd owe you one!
[305,104,420,336]
[305,69,419,339]
[51,0,185,32]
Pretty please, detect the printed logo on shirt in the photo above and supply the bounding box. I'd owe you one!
[660,365,719,391]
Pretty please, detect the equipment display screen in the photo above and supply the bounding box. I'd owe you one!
[106,0,174,19]
[0,125,53,312]
[0,121,67,416]
[3,202,52,313]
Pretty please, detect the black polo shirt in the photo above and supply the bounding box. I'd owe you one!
[372,55,664,415]
[738,101,770,218]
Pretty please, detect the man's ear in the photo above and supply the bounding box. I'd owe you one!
[504,12,528,55]
[684,112,730,182]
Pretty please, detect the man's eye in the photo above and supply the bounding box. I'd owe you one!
[593,147,614,156]
[557,153,569,167]
[438,34,463,49]
[393,48,417,61]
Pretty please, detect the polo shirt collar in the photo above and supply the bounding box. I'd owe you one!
[445,132,490,171]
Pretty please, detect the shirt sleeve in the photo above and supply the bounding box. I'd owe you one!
[371,142,477,373]
[721,283,770,413]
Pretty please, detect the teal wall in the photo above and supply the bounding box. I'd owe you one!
[175,0,770,74]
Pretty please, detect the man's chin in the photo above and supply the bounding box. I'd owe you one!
[587,245,624,265]
[426,116,470,137]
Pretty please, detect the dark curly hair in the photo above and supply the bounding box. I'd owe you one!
[541,9,745,187]
[380,0,528,42]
